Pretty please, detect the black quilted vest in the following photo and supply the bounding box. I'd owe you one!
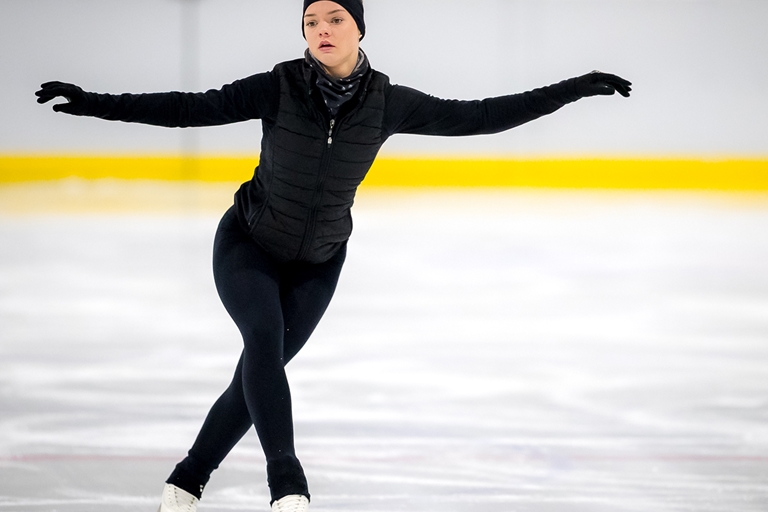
[234,59,389,264]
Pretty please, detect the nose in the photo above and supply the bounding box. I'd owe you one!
[317,21,332,36]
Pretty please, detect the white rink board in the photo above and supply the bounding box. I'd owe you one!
[1,185,767,511]
[3,0,768,156]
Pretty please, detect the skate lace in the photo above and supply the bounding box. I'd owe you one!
[162,484,198,512]
[272,494,309,512]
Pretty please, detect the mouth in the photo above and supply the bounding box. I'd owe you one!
[319,40,335,50]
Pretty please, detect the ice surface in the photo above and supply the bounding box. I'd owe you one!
[1,183,767,511]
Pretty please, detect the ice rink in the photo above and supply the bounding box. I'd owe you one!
[1,182,767,512]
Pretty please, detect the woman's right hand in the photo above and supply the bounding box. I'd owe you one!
[35,81,89,115]
[573,71,632,98]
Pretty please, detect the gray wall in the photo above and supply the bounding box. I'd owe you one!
[2,0,767,156]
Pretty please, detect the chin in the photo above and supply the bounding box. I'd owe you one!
[318,56,344,70]
[316,55,336,66]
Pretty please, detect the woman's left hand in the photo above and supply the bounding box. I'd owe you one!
[574,71,632,98]
[35,81,89,114]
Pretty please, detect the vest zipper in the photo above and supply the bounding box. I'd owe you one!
[297,117,337,260]
[327,119,335,147]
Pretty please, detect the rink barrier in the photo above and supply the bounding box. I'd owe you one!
[0,155,767,190]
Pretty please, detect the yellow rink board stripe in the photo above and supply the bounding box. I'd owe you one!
[368,158,768,190]
[1,155,767,190]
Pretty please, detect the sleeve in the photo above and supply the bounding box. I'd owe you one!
[383,78,583,138]
[83,71,278,127]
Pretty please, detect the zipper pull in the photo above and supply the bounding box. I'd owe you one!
[327,119,335,147]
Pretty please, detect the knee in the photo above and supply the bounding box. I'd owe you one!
[242,325,285,368]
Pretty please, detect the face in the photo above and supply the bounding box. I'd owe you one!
[304,1,361,78]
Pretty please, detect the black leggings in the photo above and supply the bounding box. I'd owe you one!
[167,207,346,503]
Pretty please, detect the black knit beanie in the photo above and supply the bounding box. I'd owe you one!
[303,0,365,40]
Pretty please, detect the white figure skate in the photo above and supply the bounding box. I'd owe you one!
[158,483,199,512]
[271,494,309,512]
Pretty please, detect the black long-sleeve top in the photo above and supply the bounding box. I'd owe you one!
[83,67,581,137]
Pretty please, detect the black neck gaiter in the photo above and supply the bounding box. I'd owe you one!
[304,49,370,118]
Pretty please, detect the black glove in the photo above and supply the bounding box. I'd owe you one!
[35,81,90,115]
[573,71,632,98]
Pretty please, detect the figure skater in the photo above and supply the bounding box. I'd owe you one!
[36,1,631,510]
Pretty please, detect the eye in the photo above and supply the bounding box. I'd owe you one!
[331,17,343,24]
[305,20,317,27]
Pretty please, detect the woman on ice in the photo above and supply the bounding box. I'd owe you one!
[36,1,631,511]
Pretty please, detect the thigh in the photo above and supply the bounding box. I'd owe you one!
[212,209,284,360]
[279,244,347,363]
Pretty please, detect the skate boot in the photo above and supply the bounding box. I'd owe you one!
[271,494,309,512]
[158,483,199,512]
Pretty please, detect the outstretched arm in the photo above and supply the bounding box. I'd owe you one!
[35,72,278,127]
[384,71,631,137]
